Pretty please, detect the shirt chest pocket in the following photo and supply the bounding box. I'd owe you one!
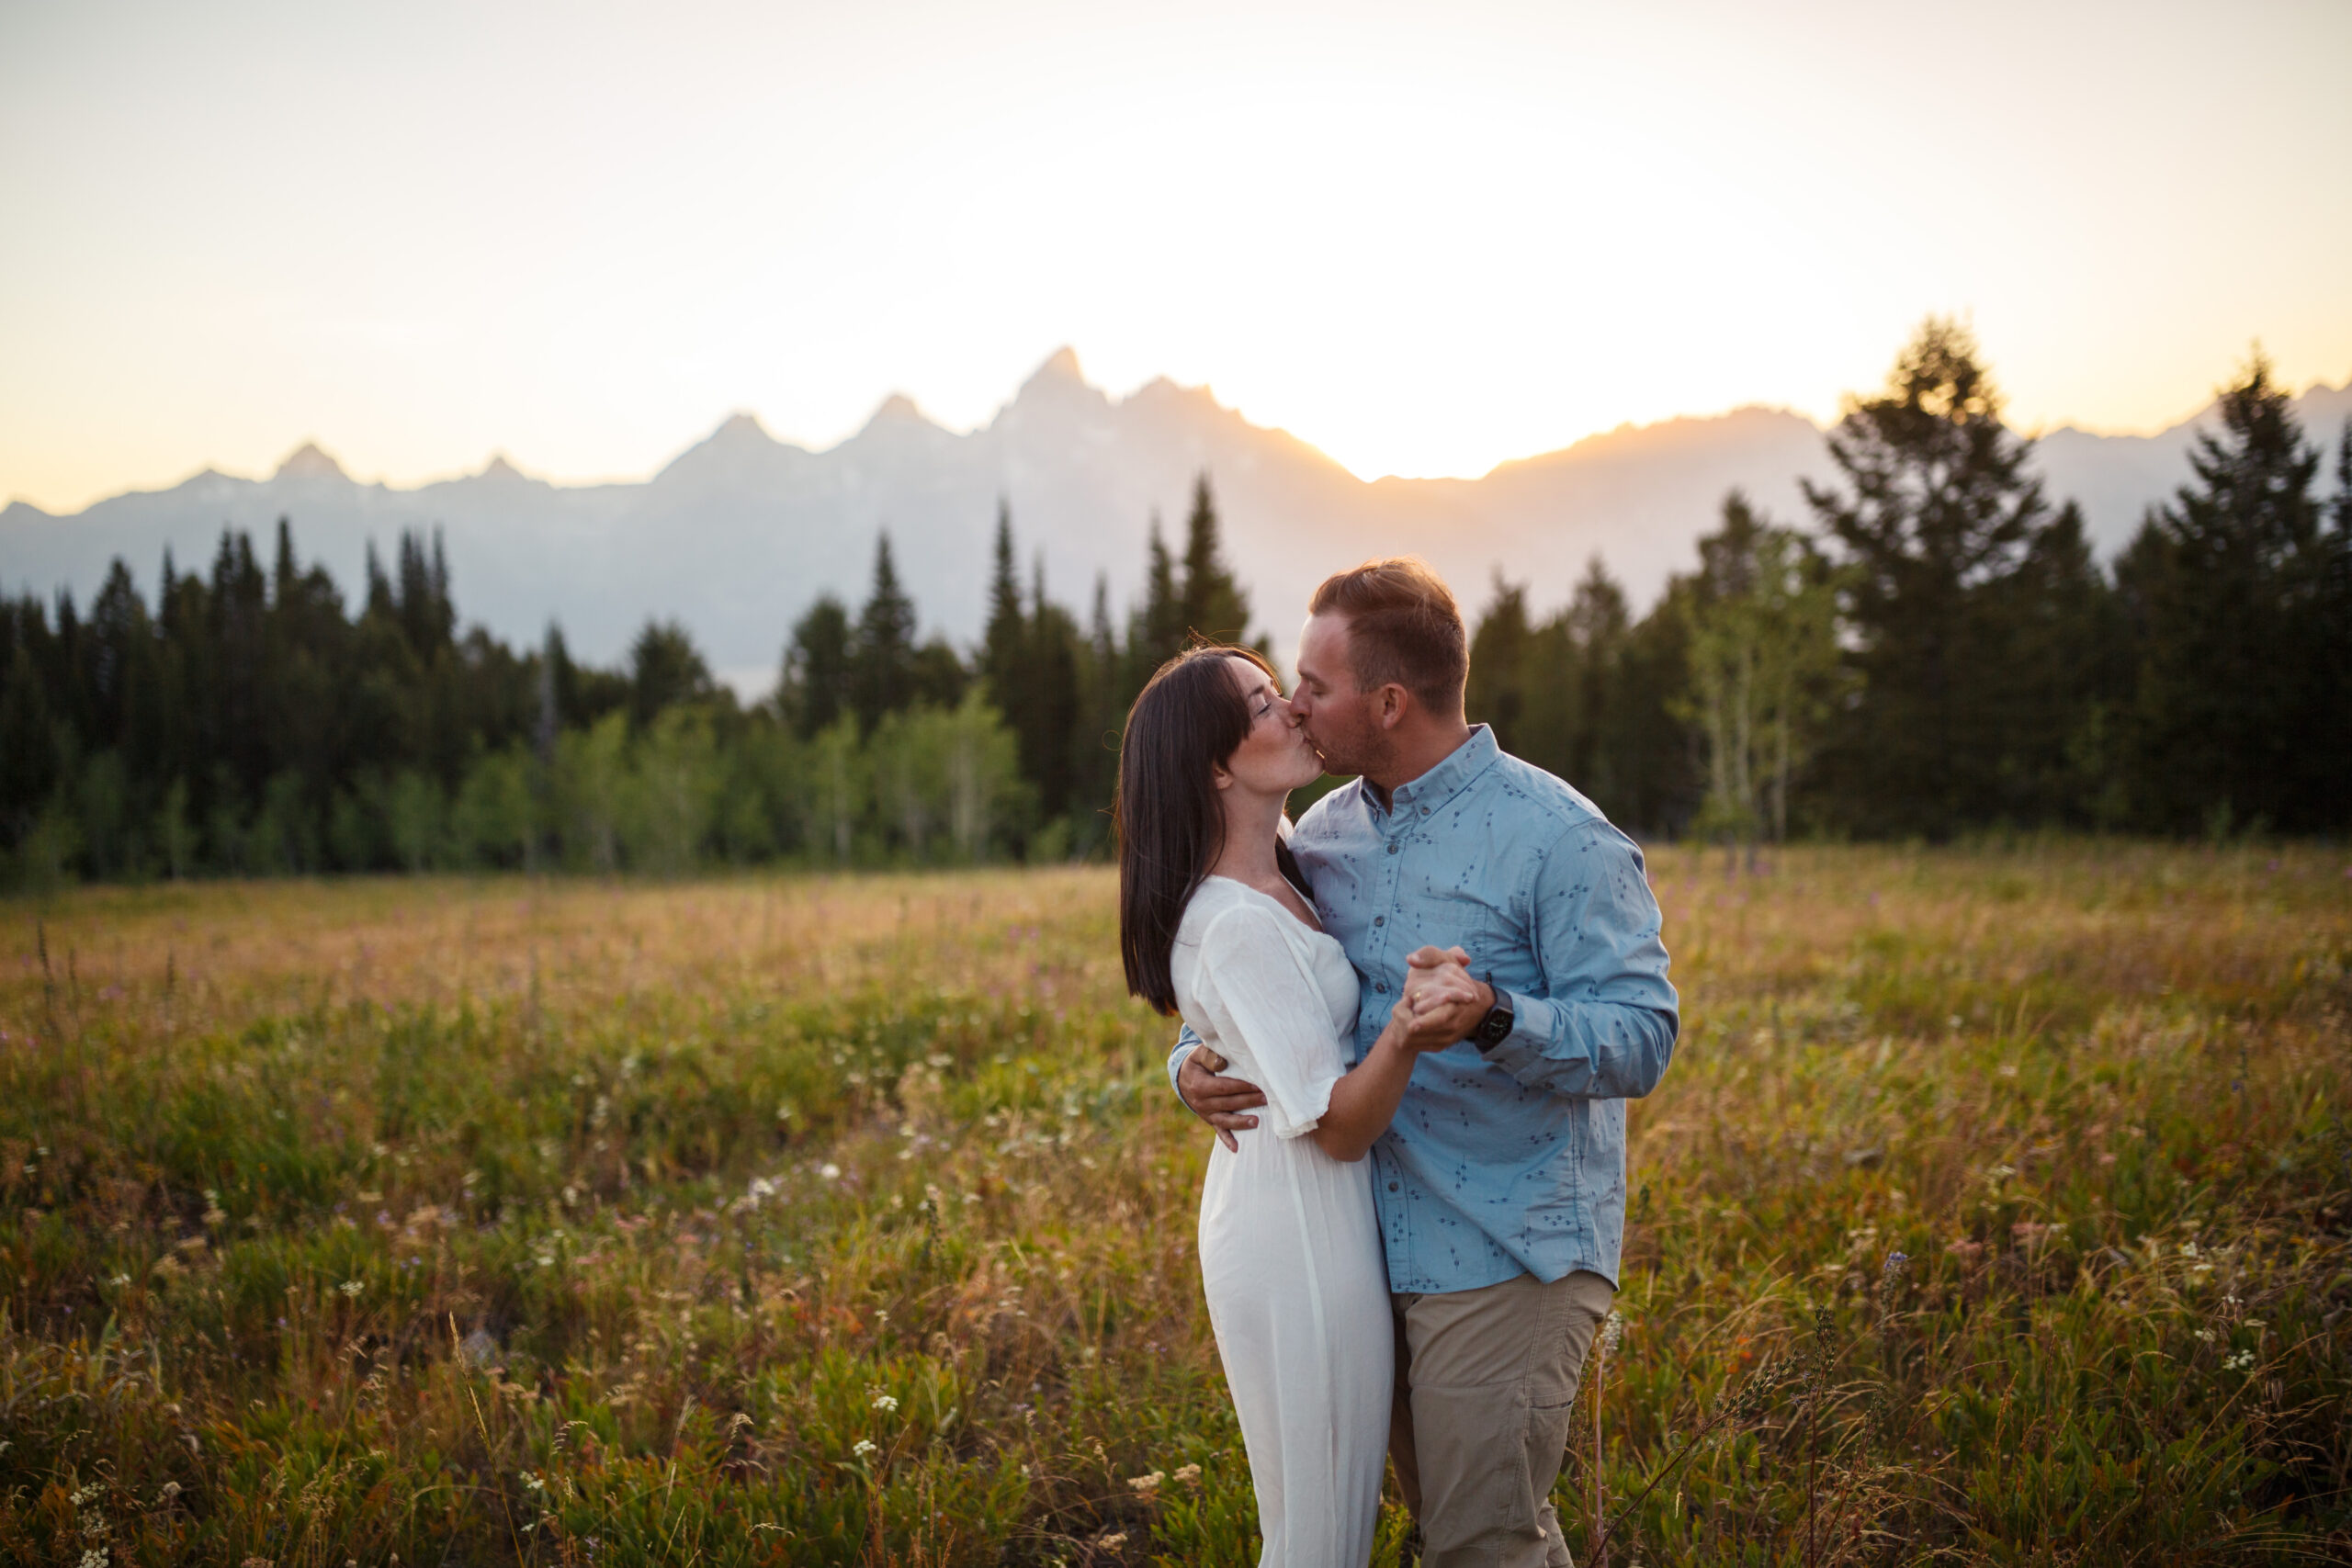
[1408,886,1520,979]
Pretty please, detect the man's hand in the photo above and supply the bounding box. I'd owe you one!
[1177,1046,1266,1152]
[1401,944,1497,1048]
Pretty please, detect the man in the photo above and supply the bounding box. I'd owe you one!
[1169,557,1679,1568]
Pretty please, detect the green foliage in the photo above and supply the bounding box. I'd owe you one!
[1802,317,2099,838]
[1675,493,1844,846]
[2118,352,2343,833]
[1464,556,1699,834]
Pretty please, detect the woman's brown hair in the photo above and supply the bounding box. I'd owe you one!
[1115,644,1309,1015]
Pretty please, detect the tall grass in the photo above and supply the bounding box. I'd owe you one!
[2,844,2346,1564]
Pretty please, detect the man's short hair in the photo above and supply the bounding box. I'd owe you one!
[1308,557,1467,715]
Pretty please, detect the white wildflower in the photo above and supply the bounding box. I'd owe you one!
[871,1393,899,1413]
[820,1164,842,1181]
[338,1279,365,1298]
[853,1438,877,1457]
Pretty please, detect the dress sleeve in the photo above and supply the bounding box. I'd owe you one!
[1188,904,1350,1139]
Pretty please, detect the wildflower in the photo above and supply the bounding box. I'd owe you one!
[820,1164,842,1181]
[1882,1250,1911,1281]
[1127,1471,1165,1496]
[1172,1462,1203,1487]
[2223,1349,2255,1371]
[871,1393,899,1413]
[853,1438,877,1457]
[1600,1309,1625,1355]
[1096,1534,1127,1551]
[521,1472,546,1492]
[338,1279,365,1298]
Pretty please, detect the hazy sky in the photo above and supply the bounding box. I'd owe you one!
[4,0,2347,513]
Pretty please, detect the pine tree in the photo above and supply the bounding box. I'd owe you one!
[783,595,854,739]
[2323,422,2352,792]
[1804,318,2052,836]
[1466,576,1532,755]
[1566,555,1632,806]
[1128,516,1187,686]
[2119,352,2325,831]
[849,533,918,733]
[1178,473,1251,646]
[982,501,1025,700]
[1022,556,1084,824]
[628,620,715,730]
[1986,501,2125,826]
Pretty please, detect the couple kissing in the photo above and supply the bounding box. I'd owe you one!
[1114,557,1679,1568]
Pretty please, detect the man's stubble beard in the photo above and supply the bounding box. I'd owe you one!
[1306,713,1395,783]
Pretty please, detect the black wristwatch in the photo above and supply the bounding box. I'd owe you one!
[1470,989,1515,1051]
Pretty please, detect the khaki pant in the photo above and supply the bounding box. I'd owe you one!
[1388,1270,1616,1568]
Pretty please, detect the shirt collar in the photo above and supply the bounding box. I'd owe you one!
[1379,725,1500,820]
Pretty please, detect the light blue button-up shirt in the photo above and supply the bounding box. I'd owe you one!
[1169,726,1679,1293]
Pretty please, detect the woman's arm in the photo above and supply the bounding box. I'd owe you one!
[1308,970,1482,1162]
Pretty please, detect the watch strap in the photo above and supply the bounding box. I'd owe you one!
[1472,992,1515,1051]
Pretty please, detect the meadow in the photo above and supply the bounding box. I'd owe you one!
[2,844,2347,1565]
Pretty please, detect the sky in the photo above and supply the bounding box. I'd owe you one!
[3,0,2348,515]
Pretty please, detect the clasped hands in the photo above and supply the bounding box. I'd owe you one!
[1178,944,1493,1147]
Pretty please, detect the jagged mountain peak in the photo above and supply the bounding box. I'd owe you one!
[863,392,930,429]
[276,441,347,480]
[1033,345,1083,382]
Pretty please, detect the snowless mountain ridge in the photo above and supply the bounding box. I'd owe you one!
[5,349,2348,689]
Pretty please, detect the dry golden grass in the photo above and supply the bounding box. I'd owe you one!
[3,842,2347,1564]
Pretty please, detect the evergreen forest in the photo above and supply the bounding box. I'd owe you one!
[5,321,2348,886]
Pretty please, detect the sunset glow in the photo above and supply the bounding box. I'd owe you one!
[3,0,2347,513]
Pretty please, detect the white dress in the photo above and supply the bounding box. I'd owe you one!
[1173,876,1393,1568]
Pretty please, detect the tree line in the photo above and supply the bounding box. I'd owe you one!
[0,474,1256,883]
[4,319,2347,886]
[1464,321,2350,846]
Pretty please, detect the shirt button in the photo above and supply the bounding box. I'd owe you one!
[1373,915,1385,927]
[1419,806,1430,816]
[1388,1182,1400,1192]
[1386,841,1399,855]
[1374,981,1387,993]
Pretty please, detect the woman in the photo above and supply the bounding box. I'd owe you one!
[1116,646,1475,1568]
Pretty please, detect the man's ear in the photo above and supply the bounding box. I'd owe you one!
[1375,683,1411,731]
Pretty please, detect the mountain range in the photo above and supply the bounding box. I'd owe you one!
[6,350,2347,689]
